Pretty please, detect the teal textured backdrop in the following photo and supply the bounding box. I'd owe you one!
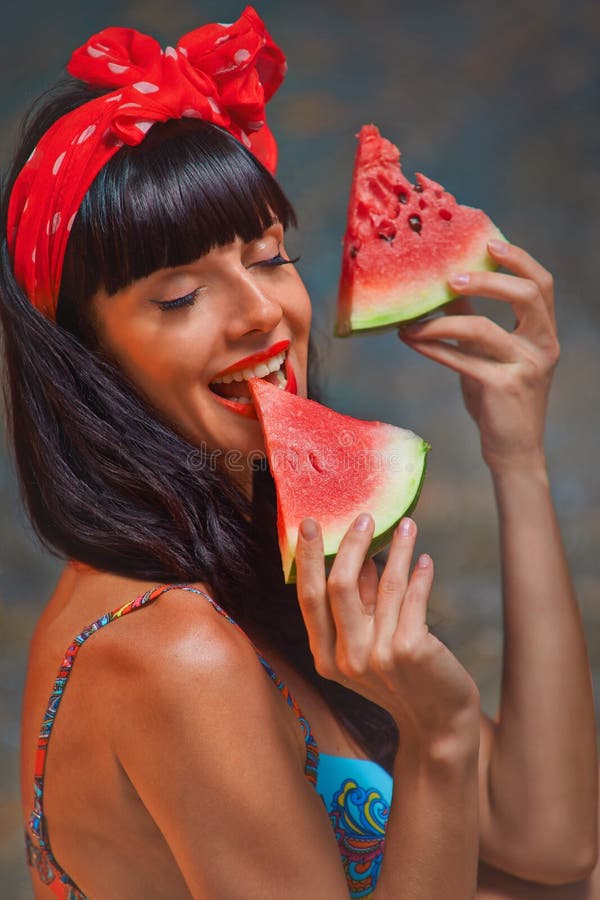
[1,1,599,895]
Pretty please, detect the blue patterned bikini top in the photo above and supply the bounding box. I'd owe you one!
[25,583,393,900]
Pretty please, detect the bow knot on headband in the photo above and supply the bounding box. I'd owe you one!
[7,5,286,321]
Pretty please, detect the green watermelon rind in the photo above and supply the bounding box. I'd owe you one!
[335,227,508,337]
[285,438,430,585]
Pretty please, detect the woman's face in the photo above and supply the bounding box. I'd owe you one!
[90,220,311,495]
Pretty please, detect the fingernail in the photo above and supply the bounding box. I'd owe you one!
[488,238,509,255]
[355,513,371,531]
[449,273,470,287]
[418,553,430,568]
[301,518,318,539]
[400,518,413,537]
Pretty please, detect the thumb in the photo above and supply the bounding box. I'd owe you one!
[443,295,474,317]
[443,296,483,357]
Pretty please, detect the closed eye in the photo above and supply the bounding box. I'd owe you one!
[154,251,301,312]
[252,252,301,269]
[154,288,202,312]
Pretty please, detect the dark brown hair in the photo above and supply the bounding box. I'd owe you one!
[0,78,398,770]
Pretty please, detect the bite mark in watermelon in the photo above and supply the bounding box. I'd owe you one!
[335,124,508,336]
[247,376,429,585]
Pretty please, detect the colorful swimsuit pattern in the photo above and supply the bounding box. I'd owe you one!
[25,583,393,899]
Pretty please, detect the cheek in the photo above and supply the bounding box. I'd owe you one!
[288,279,312,336]
[100,318,203,406]
[125,315,214,373]
[287,286,312,393]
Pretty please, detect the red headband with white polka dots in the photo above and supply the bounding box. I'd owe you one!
[6,5,287,321]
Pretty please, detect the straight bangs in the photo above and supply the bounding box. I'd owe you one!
[58,118,297,305]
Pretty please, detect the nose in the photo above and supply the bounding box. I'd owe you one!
[224,270,283,340]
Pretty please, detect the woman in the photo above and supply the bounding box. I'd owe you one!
[1,7,597,899]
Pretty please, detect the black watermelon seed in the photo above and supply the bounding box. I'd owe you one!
[408,214,422,234]
[378,233,394,242]
[414,183,423,192]
[350,244,359,257]
[398,190,408,204]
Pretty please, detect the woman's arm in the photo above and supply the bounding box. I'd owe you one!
[380,734,480,899]
[296,516,482,898]
[480,457,597,882]
[399,240,598,883]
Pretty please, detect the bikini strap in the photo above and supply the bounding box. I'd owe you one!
[27,582,319,897]
[171,585,319,785]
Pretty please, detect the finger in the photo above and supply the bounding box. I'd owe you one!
[399,298,475,351]
[326,513,377,651]
[398,334,502,382]
[358,557,379,614]
[487,239,556,329]
[442,295,475,318]
[395,553,434,638]
[445,270,554,341]
[441,297,485,358]
[373,517,418,645]
[399,314,517,363]
[400,299,481,358]
[295,518,336,669]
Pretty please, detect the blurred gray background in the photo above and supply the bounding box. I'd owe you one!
[1,0,599,895]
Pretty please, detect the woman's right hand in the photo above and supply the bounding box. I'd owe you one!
[295,514,481,756]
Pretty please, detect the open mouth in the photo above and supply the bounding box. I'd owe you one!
[208,349,292,412]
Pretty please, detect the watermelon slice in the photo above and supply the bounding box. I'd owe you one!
[335,124,508,336]
[248,377,429,585]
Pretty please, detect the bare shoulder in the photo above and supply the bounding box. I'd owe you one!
[95,581,304,765]
[96,583,350,899]
[93,582,259,698]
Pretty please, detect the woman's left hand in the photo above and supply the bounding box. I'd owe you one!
[398,239,560,473]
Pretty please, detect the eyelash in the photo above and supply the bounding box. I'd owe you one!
[156,252,301,312]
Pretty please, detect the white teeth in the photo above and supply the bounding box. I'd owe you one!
[211,350,287,384]
[253,362,271,377]
[210,349,291,407]
[266,354,284,374]
[222,368,288,406]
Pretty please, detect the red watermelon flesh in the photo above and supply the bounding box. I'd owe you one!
[247,376,429,584]
[335,124,507,336]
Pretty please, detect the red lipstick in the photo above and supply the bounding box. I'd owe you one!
[212,339,290,380]
[210,354,297,419]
